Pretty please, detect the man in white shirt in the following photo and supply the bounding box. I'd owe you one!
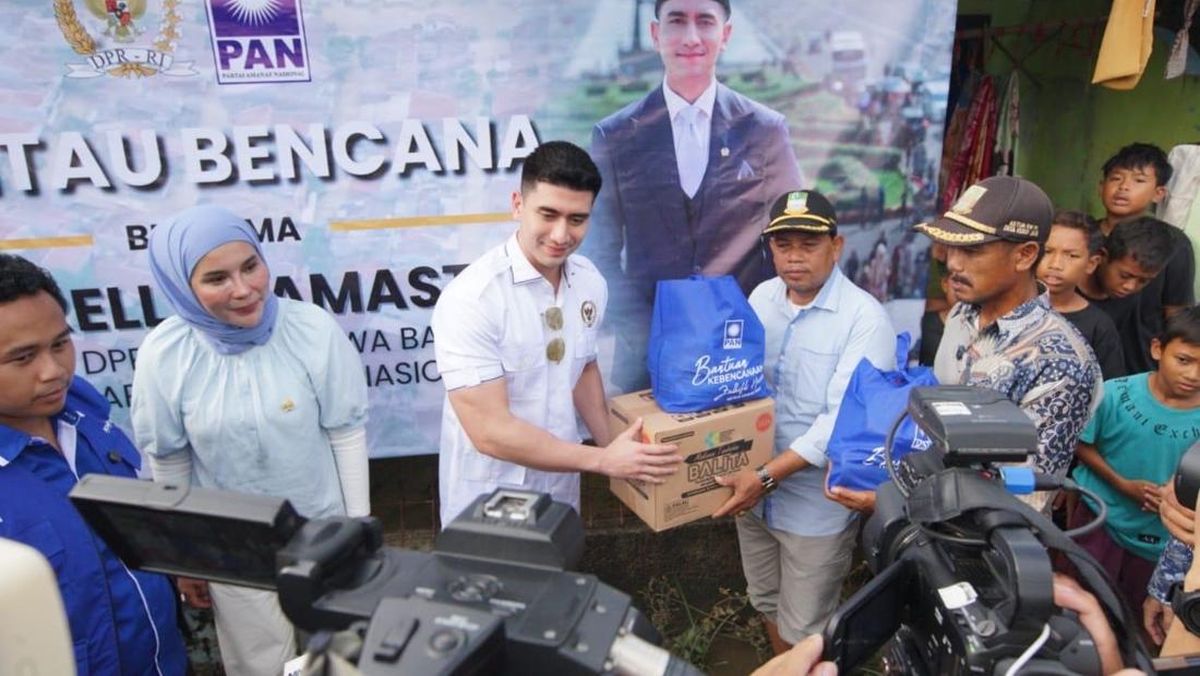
[432,141,682,525]
[582,0,804,391]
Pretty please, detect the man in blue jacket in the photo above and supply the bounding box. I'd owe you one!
[0,254,186,675]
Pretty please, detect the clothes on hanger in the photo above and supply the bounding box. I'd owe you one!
[1160,143,1200,298]
[941,74,997,210]
[1166,0,1200,79]
[994,73,1020,177]
[1093,0,1157,89]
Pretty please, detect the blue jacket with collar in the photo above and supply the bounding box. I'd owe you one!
[0,376,187,675]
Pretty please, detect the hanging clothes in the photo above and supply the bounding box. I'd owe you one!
[1166,0,1200,79]
[941,74,997,211]
[1160,144,1200,299]
[994,73,1020,176]
[1092,0,1157,90]
[937,73,977,201]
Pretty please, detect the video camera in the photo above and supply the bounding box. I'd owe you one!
[822,385,1154,675]
[68,480,703,676]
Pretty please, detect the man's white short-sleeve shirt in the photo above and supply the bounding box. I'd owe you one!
[432,234,607,524]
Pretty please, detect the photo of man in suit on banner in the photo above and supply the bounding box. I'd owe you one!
[583,0,803,391]
[578,0,954,392]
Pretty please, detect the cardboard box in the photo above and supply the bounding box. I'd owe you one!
[607,390,775,531]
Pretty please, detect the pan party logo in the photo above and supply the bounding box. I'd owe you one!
[54,0,197,78]
[203,0,312,84]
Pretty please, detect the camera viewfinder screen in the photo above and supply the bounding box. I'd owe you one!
[824,559,908,671]
[71,478,304,590]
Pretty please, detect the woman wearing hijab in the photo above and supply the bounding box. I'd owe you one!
[131,205,369,676]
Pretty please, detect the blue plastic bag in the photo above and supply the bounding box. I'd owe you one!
[647,275,770,412]
[826,333,938,490]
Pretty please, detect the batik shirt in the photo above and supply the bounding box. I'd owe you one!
[1148,537,1192,603]
[934,294,1102,493]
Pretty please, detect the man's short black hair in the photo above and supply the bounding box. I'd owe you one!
[1052,210,1104,255]
[1101,142,1173,186]
[520,141,602,198]
[654,0,731,19]
[1160,305,1200,349]
[1103,216,1175,272]
[0,254,67,311]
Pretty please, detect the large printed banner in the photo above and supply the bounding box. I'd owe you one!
[0,0,955,457]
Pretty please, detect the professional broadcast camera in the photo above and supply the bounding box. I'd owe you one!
[822,385,1155,675]
[68,480,703,676]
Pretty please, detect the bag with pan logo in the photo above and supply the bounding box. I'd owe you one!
[826,333,938,490]
[647,274,770,413]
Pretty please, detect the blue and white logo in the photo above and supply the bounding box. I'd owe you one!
[722,319,743,349]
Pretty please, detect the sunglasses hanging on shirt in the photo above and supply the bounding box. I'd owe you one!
[544,306,565,364]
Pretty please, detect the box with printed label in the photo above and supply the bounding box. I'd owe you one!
[607,390,774,532]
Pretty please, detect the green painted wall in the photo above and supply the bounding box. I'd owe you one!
[956,0,1200,214]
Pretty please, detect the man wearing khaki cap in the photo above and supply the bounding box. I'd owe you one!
[828,176,1102,515]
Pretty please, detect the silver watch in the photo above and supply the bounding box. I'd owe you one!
[756,465,778,494]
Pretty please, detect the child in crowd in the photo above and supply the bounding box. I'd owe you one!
[1037,210,1125,379]
[1069,307,1200,616]
[1097,143,1171,237]
[1091,143,1196,373]
[918,272,956,367]
[1078,217,1181,374]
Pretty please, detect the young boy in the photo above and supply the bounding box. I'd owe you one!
[1097,143,1172,237]
[1092,143,1196,373]
[1037,210,1125,379]
[1079,217,1181,374]
[1069,306,1200,615]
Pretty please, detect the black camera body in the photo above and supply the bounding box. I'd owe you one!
[843,475,1100,675]
[823,386,1150,675]
[69,481,684,675]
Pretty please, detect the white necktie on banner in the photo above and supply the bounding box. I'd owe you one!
[676,106,709,198]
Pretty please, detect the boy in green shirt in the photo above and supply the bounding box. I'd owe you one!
[1071,307,1200,614]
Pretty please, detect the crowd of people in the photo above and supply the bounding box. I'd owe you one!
[2,0,1198,673]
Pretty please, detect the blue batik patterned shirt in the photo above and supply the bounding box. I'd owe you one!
[1149,537,1192,603]
[934,293,1102,509]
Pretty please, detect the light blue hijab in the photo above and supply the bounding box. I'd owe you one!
[148,205,279,355]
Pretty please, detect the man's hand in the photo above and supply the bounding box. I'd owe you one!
[596,418,681,483]
[822,466,876,513]
[1144,596,1176,646]
[750,633,837,676]
[1160,479,1196,545]
[1052,574,1124,675]
[712,469,766,518]
[825,485,877,513]
[176,576,212,609]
